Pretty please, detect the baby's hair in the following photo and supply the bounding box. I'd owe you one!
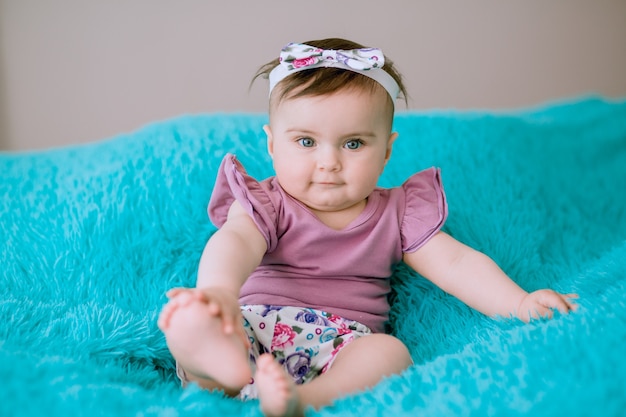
[253,38,408,109]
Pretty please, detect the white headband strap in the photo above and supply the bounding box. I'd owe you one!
[268,43,400,100]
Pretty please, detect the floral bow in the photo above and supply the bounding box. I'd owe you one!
[279,43,385,72]
[268,42,399,100]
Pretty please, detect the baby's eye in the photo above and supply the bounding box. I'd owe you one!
[344,139,363,150]
[297,137,315,148]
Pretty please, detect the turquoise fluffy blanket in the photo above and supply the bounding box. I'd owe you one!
[2,97,625,416]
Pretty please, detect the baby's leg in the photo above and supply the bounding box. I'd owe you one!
[255,334,412,417]
[255,354,300,417]
[158,292,252,392]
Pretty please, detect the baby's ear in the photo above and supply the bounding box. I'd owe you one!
[385,132,399,164]
[263,125,274,157]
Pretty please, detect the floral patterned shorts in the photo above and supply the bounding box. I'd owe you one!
[176,304,372,400]
[239,305,372,400]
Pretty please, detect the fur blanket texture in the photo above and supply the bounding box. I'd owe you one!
[1,96,625,416]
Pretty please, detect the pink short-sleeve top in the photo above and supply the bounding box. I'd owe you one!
[208,154,448,332]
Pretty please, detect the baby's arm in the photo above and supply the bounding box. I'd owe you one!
[403,231,577,321]
[198,200,267,333]
[197,200,267,292]
[160,201,267,338]
[157,201,266,389]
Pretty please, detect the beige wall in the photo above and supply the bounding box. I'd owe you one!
[1,0,625,151]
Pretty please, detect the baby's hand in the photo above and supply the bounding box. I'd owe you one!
[158,287,250,348]
[516,290,579,322]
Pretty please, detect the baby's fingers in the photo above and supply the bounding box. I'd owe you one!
[219,304,244,334]
[547,292,579,315]
[166,288,203,304]
[226,318,250,348]
[521,305,554,322]
[521,291,579,322]
[563,293,579,311]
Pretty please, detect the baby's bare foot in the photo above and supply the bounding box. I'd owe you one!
[256,354,301,417]
[160,296,251,390]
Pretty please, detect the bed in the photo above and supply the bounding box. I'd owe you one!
[2,96,625,416]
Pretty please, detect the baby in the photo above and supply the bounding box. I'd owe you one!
[158,38,578,417]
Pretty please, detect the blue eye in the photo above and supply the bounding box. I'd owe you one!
[344,139,362,150]
[298,138,315,147]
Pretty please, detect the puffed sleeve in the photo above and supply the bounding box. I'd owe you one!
[401,168,448,253]
[207,154,278,251]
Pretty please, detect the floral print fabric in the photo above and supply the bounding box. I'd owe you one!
[279,42,385,72]
[239,305,372,400]
[268,42,400,100]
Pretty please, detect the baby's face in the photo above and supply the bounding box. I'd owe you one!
[265,86,397,216]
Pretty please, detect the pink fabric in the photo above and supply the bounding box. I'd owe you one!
[208,154,448,332]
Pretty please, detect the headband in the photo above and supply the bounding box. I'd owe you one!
[268,43,400,100]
